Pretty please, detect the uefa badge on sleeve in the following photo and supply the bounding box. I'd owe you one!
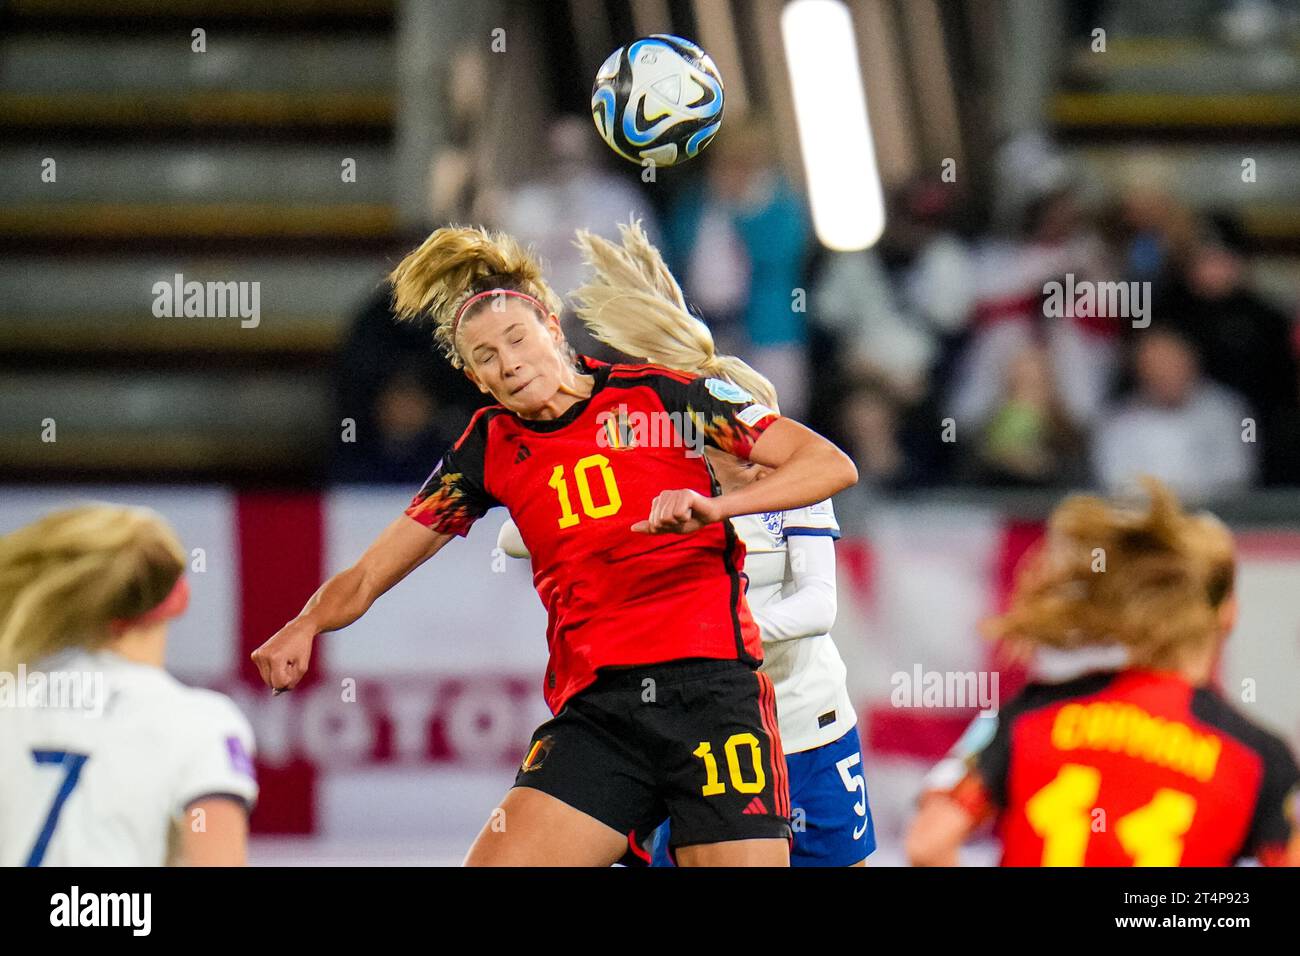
[704,378,753,404]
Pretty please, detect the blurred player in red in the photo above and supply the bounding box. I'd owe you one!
[252,221,858,866]
[907,478,1300,866]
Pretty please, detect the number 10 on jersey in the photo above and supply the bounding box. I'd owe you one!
[548,454,622,528]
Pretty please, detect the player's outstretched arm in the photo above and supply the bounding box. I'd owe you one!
[905,793,978,866]
[176,797,249,866]
[736,418,858,516]
[251,516,452,691]
[634,419,857,534]
[1272,832,1300,866]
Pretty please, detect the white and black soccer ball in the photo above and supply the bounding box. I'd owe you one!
[590,34,724,167]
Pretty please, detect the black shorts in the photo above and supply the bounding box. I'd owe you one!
[513,658,791,862]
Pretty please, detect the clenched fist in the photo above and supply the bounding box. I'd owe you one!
[250,618,317,694]
[631,489,726,535]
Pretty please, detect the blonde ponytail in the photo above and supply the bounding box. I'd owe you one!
[570,218,780,411]
[0,505,186,672]
[984,477,1237,669]
[388,225,564,368]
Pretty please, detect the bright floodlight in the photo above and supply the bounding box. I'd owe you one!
[781,0,885,251]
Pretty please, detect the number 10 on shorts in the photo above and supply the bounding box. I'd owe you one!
[693,734,766,796]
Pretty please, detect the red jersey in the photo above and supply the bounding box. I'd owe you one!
[405,355,782,714]
[932,669,1300,866]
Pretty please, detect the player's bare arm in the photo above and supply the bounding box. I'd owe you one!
[1285,832,1300,867]
[250,516,452,692]
[633,418,857,534]
[178,797,250,866]
[906,792,979,867]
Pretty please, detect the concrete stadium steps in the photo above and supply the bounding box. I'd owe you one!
[0,256,384,356]
[0,146,391,204]
[1073,144,1300,250]
[0,0,403,479]
[1052,91,1300,133]
[0,34,394,134]
[1054,37,1300,136]
[1,0,395,36]
[0,146,395,243]
[0,312,344,357]
[1063,38,1300,95]
[1053,30,1300,268]
[0,35,393,94]
[1073,145,1300,206]
[0,203,398,244]
[6,0,393,19]
[0,371,331,477]
[0,90,395,134]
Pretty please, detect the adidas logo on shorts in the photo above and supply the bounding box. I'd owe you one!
[741,796,768,815]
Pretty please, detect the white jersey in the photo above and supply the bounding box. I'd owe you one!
[0,648,257,866]
[733,499,856,754]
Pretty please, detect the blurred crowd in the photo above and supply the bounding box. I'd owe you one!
[821,151,1299,515]
[332,113,1300,519]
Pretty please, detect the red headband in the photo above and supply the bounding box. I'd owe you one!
[452,288,550,337]
[110,575,190,634]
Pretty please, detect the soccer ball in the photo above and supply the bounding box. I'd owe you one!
[590,34,724,167]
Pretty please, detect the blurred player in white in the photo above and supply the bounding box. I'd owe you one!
[0,504,257,866]
[497,220,875,866]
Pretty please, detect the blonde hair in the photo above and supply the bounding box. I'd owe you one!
[985,477,1236,670]
[0,504,186,672]
[569,218,780,411]
[388,225,565,369]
